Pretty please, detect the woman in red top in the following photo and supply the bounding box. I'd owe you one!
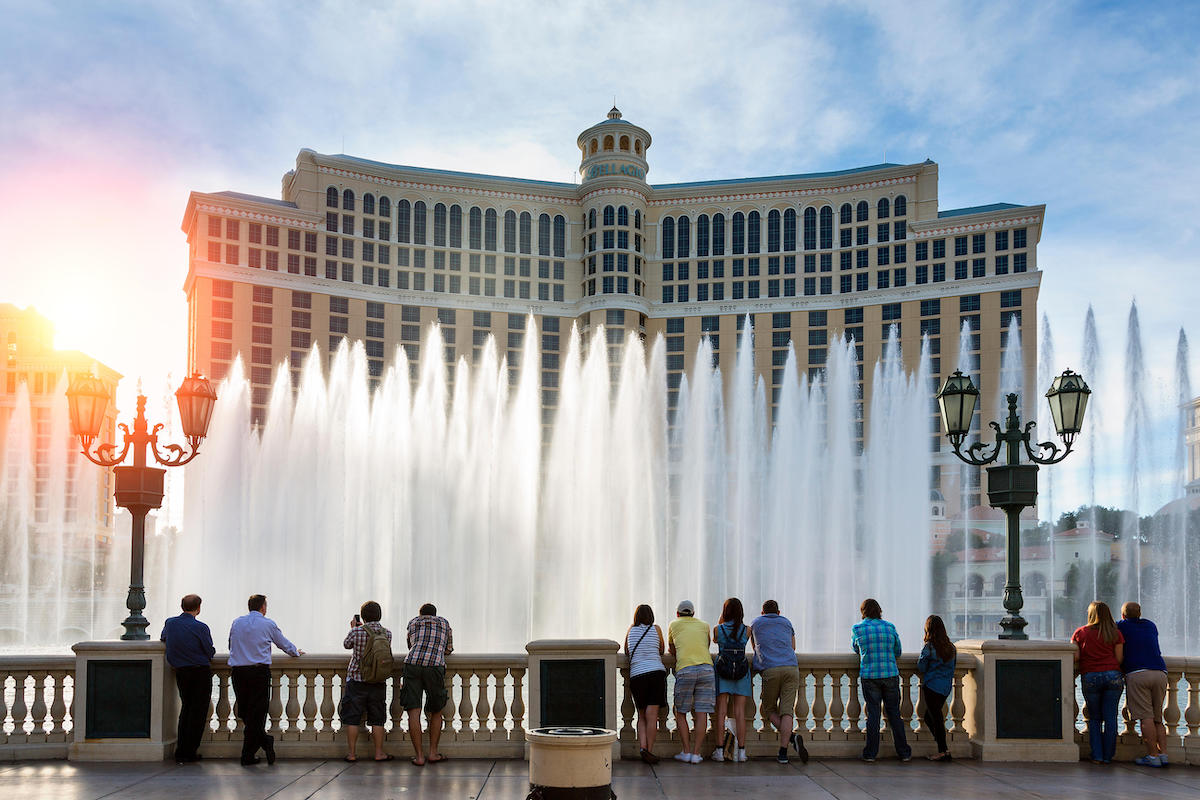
[1071,601,1125,764]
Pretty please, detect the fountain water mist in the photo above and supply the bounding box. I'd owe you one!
[1081,306,1103,595]
[1122,302,1149,604]
[1037,314,1057,637]
[175,322,934,651]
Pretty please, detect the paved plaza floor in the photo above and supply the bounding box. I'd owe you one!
[1,757,1196,800]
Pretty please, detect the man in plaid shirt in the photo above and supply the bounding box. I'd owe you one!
[851,598,911,763]
[340,601,393,762]
[400,603,453,765]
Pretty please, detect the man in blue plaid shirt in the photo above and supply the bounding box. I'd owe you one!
[851,598,911,762]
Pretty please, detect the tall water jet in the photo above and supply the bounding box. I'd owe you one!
[1122,302,1149,604]
[956,320,976,635]
[1037,314,1056,637]
[1081,306,1103,595]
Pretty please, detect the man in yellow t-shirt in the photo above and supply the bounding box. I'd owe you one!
[668,600,715,764]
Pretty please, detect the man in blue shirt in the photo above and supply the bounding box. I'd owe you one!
[749,600,808,765]
[1117,602,1169,767]
[228,594,303,766]
[851,598,910,762]
[160,594,215,764]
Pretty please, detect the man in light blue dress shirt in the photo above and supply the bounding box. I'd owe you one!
[228,594,303,766]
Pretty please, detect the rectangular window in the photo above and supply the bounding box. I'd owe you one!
[676,283,688,301]
[932,239,945,259]
[893,268,906,287]
[915,265,928,284]
[1000,289,1022,308]
[856,226,868,246]
[954,236,967,257]
[972,258,986,278]
[225,244,239,265]
[972,233,986,254]
[341,263,353,282]
[288,229,301,250]
[803,277,815,296]
[840,251,851,271]
[1014,253,1027,272]
[933,263,945,282]
[856,250,868,269]
[291,310,310,329]
[856,273,868,291]
[893,244,906,263]
[995,254,1009,274]
[208,215,222,237]
[894,221,906,241]
[877,223,890,243]
[995,230,1009,251]
[747,281,759,298]
[877,247,890,266]
[881,303,902,321]
[840,275,852,293]
[712,283,725,300]
[920,299,940,316]
[954,260,968,280]
[732,281,745,299]
[1014,228,1027,248]
[211,300,233,319]
[960,294,981,312]
[783,278,795,296]
[877,270,890,289]
[915,241,928,261]
[252,305,273,324]
[920,318,941,336]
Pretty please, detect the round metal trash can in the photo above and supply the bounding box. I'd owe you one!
[526,726,618,800]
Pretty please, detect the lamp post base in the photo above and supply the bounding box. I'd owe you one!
[998,615,1029,640]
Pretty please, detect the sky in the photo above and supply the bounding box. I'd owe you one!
[1,0,1198,513]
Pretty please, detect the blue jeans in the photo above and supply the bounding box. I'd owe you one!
[1081,670,1124,762]
[861,676,911,760]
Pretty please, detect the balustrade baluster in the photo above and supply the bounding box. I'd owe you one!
[1121,692,1135,737]
[914,677,926,739]
[1164,669,1182,742]
[49,671,67,737]
[846,673,861,734]
[458,671,474,735]
[67,675,75,736]
[301,670,318,737]
[829,671,846,736]
[810,670,827,736]
[284,670,301,736]
[11,673,28,739]
[267,671,284,734]
[619,668,635,741]
[475,671,491,737]
[949,671,966,734]
[898,671,914,732]
[319,674,336,737]
[491,670,507,735]
[794,669,810,734]
[511,668,526,740]
[30,672,48,739]
[388,672,403,738]
[1184,670,1200,741]
[0,675,8,743]
[215,671,232,738]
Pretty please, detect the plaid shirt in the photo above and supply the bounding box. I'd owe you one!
[405,615,453,666]
[343,622,392,683]
[851,617,902,679]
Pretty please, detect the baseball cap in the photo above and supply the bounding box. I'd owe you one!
[676,600,695,615]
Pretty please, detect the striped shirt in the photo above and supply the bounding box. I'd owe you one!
[343,622,392,683]
[405,615,453,666]
[626,624,665,677]
[851,617,902,679]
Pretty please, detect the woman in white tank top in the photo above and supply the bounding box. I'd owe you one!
[625,604,667,763]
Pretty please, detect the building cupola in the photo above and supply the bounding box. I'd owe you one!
[577,107,651,187]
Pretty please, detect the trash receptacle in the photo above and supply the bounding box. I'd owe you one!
[526,726,618,800]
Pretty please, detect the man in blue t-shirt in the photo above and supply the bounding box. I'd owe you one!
[1117,602,1169,767]
[160,594,216,764]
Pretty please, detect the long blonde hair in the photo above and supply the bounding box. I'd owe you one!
[1086,601,1119,644]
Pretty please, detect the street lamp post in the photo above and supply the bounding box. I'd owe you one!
[67,374,217,641]
[937,368,1090,640]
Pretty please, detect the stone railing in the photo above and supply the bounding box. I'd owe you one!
[197,653,527,759]
[1073,656,1200,764]
[617,653,976,759]
[0,656,76,760]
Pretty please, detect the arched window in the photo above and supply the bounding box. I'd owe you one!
[553,215,566,258]
[448,204,462,248]
[617,206,629,227]
[343,189,355,211]
[968,574,984,598]
[469,207,482,249]
[538,213,551,256]
[379,196,390,218]
[840,203,852,225]
[991,574,1005,596]
[619,135,630,151]
[519,211,532,254]
[589,208,597,229]
[819,206,833,249]
[783,208,797,251]
[433,203,447,247]
[504,210,517,253]
[326,187,339,207]
[634,139,642,155]
[634,209,642,229]
[397,199,411,243]
[661,217,675,259]
[856,200,869,222]
[732,211,745,255]
[484,208,498,251]
[413,201,426,244]
[590,139,598,155]
[363,193,375,215]
[1026,573,1047,597]
[603,205,615,226]
[677,216,690,258]
[603,135,614,151]
[803,208,817,250]
[712,213,725,255]
[894,195,907,216]
[767,210,781,253]
[696,214,710,257]
[877,197,890,219]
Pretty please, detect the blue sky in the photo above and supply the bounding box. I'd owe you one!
[1,0,1197,512]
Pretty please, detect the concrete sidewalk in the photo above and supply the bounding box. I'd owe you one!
[1,757,1197,799]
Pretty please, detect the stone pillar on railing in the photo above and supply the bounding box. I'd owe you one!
[1185,665,1200,766]
[957,639,1078,762]
[525,640,620,760]
[68,641,178,761]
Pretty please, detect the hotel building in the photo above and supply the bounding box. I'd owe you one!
[182,108,1043,515]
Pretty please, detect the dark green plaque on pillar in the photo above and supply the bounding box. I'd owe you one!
[86,660,152,738]
[995,659,1061,739]
[540,658,605,728]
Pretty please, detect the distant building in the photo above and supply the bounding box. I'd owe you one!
[1187,396,1200,495]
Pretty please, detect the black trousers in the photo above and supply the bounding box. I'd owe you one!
[921,686,949,753]
[174,665,212,760]
[231,664,272,761]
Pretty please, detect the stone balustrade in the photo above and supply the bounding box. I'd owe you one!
[4,649,1200,763]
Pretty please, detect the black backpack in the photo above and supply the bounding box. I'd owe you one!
[714,622,748,680]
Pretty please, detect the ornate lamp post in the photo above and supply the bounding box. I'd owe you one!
[67,374,217,640]
[937,368,1090,639]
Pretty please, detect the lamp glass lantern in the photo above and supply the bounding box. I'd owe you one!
[936,370,979,447]
[175,373,218,443]
[1045,368,1091,444]
[66,374,111,447]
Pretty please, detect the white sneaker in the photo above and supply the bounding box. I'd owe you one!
[673,752,692,762]
[710,747,724,762]
[725,718,737,736]
[736,748,748,762]
[689,753,703,764]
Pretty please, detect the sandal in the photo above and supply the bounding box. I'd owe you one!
[374,754,395,762]
[343,756,357,763]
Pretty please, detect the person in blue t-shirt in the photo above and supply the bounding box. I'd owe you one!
[160,594,216,764]
[1117,602,1169,767]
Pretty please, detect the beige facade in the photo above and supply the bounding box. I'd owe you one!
[182,108,1043,514]
[1188,397,1200,495]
